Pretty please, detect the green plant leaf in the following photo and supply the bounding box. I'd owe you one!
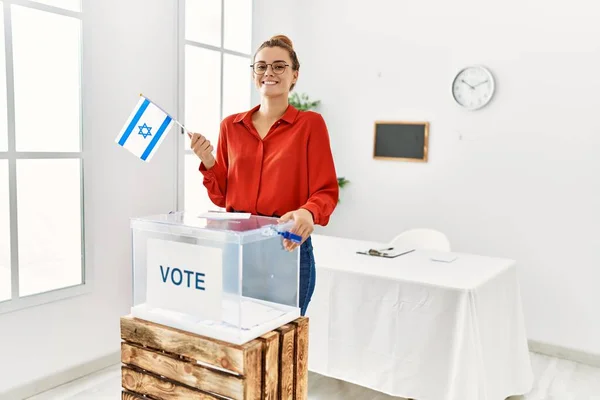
[288,92,320,111]
[337,177,349,188]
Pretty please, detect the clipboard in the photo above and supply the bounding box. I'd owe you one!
[356,247,415,258]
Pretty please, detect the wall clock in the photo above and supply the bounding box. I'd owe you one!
[451,65,495,110]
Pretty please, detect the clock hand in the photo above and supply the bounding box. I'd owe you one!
[461,79,475,90]
[474,79,489,87]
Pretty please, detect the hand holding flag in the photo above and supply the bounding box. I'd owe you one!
[189,132,215,169]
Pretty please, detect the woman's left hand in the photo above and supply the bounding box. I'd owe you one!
[278,208,314,251]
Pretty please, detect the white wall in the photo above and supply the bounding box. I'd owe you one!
[0,0,178,395]
[253,0,600,356]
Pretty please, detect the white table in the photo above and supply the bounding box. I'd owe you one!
[306,234,533,400]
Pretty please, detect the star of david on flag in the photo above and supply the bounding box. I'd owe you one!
[115,94,180,162]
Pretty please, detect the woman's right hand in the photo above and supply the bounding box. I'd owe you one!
[189,132,215,169]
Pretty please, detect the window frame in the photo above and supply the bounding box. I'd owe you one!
[0,0,90,315]
[176,0,254,211]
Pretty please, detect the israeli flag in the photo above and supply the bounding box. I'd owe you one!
[115,95,175,162]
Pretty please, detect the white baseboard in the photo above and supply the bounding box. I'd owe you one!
[0,351,120,400]
[528,339,600,368]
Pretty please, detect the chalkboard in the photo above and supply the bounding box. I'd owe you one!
[373,121,429,162]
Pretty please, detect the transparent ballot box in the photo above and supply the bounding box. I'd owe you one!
[130,212,301,345]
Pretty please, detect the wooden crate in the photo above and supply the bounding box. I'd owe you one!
[120,315,309,400]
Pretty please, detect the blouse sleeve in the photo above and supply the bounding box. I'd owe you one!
[301,113,339,226]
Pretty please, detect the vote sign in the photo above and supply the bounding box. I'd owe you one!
[146,238,223,321]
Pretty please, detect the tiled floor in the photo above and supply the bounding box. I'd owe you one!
[27,352,600,400]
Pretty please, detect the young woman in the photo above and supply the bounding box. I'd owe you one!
[190,34,338,316]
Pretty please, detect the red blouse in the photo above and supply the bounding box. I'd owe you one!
[199,104,338,226]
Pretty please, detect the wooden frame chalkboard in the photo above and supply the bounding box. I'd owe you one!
[373,121,429,162]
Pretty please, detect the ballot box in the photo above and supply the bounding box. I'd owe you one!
[128,211,301,345]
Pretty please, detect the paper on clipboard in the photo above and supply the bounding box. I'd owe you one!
[356,246,415,258]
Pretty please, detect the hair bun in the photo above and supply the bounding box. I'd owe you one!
[270,34,293,49]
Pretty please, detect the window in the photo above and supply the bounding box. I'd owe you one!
[0,0,86,313]
[178,0,253,214]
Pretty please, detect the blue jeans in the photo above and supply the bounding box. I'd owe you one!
[299,236,316,316]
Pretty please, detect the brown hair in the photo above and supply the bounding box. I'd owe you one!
[254,34,300,91]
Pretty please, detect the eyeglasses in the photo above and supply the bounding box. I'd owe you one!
[250,61,290,75]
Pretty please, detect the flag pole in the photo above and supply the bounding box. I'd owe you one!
[140,93,191,137]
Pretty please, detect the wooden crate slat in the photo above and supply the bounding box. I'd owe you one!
[121,342,245,400]
[242,341,263,400]
[121,315,251,375]
[276,324,296,400]
[259,331,280,400]
[122,366,220,399]
[292,317,309,400]
[122,391,145,400]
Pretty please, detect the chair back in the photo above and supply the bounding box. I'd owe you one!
[390,228,451,251]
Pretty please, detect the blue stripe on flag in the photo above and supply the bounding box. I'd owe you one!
[118,99,150,146]
[141,115,172,161]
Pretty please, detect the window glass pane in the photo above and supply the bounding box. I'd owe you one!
[184,153,216,215]
[30,0,81,12]
[223,54,251,119]
[0,5,7,152]
[12,5,81,152]
[186,0,221,47]
[0,161,10,302]
[17,159,82,297]
[184,45,221,149]
[224,0,252,54]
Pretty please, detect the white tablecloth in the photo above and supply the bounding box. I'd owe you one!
[306,234,533,400]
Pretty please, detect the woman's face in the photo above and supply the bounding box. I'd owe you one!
[252,46,298,98]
